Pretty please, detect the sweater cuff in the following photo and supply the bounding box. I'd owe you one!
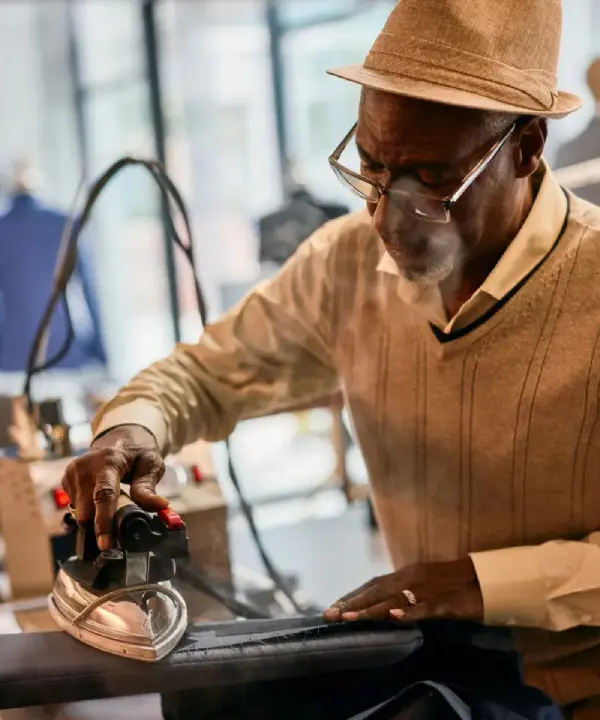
[469,545,547,628]
[92,400,169,454]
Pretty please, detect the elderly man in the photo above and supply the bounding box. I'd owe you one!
[65,0,600,715]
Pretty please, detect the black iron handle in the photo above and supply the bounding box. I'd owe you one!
[113,495,167,554]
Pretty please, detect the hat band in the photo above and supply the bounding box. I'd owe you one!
[365,34,558,111]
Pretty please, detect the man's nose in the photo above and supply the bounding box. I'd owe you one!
[371,194,418,239]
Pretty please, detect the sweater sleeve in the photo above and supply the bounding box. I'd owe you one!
[91,224,341,456]
[470,533,600,631]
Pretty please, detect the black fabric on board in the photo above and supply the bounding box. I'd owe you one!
[161,621,563,720]
[0,615,562,718]
[0,618,420,709]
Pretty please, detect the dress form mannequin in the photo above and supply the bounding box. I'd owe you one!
[10,157,43,196]
[0,158,106,372]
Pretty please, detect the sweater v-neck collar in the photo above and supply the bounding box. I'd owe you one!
[419,190,577,357]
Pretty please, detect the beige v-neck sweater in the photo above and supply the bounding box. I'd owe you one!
[94,177,600,706]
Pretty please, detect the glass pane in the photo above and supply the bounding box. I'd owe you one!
[160,0,280,341]
[74,4,175,383]
[82,85,175,382]
[0,1,97,418]
[594,0,600,54]
[282,3,396,210]
[279,0,362,28]
[74,0,144,87]
[547,0,597,161]
[0,1,79,207]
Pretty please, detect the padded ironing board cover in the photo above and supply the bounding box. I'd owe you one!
[0,617,423,709]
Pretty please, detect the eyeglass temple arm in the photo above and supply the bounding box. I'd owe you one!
[330,122,359,162]
[448,124,516,205]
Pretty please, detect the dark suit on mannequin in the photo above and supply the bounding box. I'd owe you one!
[0,190,106,372]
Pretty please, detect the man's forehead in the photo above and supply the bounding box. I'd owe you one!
[357,89,490,157]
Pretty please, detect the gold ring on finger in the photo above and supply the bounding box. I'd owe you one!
[401,589,417,606]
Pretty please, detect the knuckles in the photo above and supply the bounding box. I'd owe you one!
[97,447,130,471]
[61,446,129,496]
[148,452,166,477]
[93,483,118,504]
[60,432,164,533]
[61,445,164,499]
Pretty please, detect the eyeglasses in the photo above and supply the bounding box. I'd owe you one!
[328,122,516,224]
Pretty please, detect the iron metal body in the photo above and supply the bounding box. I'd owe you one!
[48,494,190,662]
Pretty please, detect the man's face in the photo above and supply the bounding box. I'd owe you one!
[356,90,536,286]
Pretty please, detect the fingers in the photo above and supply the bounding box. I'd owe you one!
[74,469,95,526]
[61,426,166,552]
[323,580,377,621]
[129,452,169,511]
[63,461,93,526]
[326,575,391,617]
[390,597,458,622]
[390,603,426,622]
[348,600,398,621]
[323,575,405,622]
[325,597,407,623]
[324,563,481,626]
[323,607,342,622]
[336,592,414,621]
[93,464,124,550]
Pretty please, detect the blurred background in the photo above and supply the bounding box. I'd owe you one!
[0,0,599,515]
[0,5,599,716]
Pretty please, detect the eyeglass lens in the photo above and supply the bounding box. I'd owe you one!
[332,165,448,223]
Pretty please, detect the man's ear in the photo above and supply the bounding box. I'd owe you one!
[515,118,547,178]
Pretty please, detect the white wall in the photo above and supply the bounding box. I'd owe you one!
[546,0,597,162]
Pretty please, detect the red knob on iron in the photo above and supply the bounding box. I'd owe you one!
[53,487,71,509]
[158,507,184,530]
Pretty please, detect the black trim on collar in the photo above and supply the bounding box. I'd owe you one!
[429,189,571,344]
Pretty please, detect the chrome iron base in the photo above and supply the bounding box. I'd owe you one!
[48,567,187,662]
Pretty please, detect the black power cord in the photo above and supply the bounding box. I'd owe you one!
[175,558,270,620]
[23,157,305,617]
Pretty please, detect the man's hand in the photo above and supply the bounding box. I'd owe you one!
[62,425,169,551]
[323,558,483,624]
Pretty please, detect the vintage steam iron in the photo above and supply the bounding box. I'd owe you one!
[48,493,189,662]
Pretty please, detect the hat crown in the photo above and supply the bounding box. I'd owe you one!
[364,0,563,112]
[381,0,561,76]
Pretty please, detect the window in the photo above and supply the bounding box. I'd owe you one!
[217,105,252,209]
[73,0,175,381]
[0,2,79,207]
[160,0,280,328]
[283,5,394,206]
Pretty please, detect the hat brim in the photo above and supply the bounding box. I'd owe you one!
[327,65,582,119]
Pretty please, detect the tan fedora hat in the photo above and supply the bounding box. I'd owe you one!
[328,0,581,118]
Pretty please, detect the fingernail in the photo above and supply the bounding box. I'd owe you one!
[323,608,339,619]
[390,609,405,619]
[98,534,111,551]
[342,612,359,621]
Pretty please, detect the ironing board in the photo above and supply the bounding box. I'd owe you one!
[0,617,423,709]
